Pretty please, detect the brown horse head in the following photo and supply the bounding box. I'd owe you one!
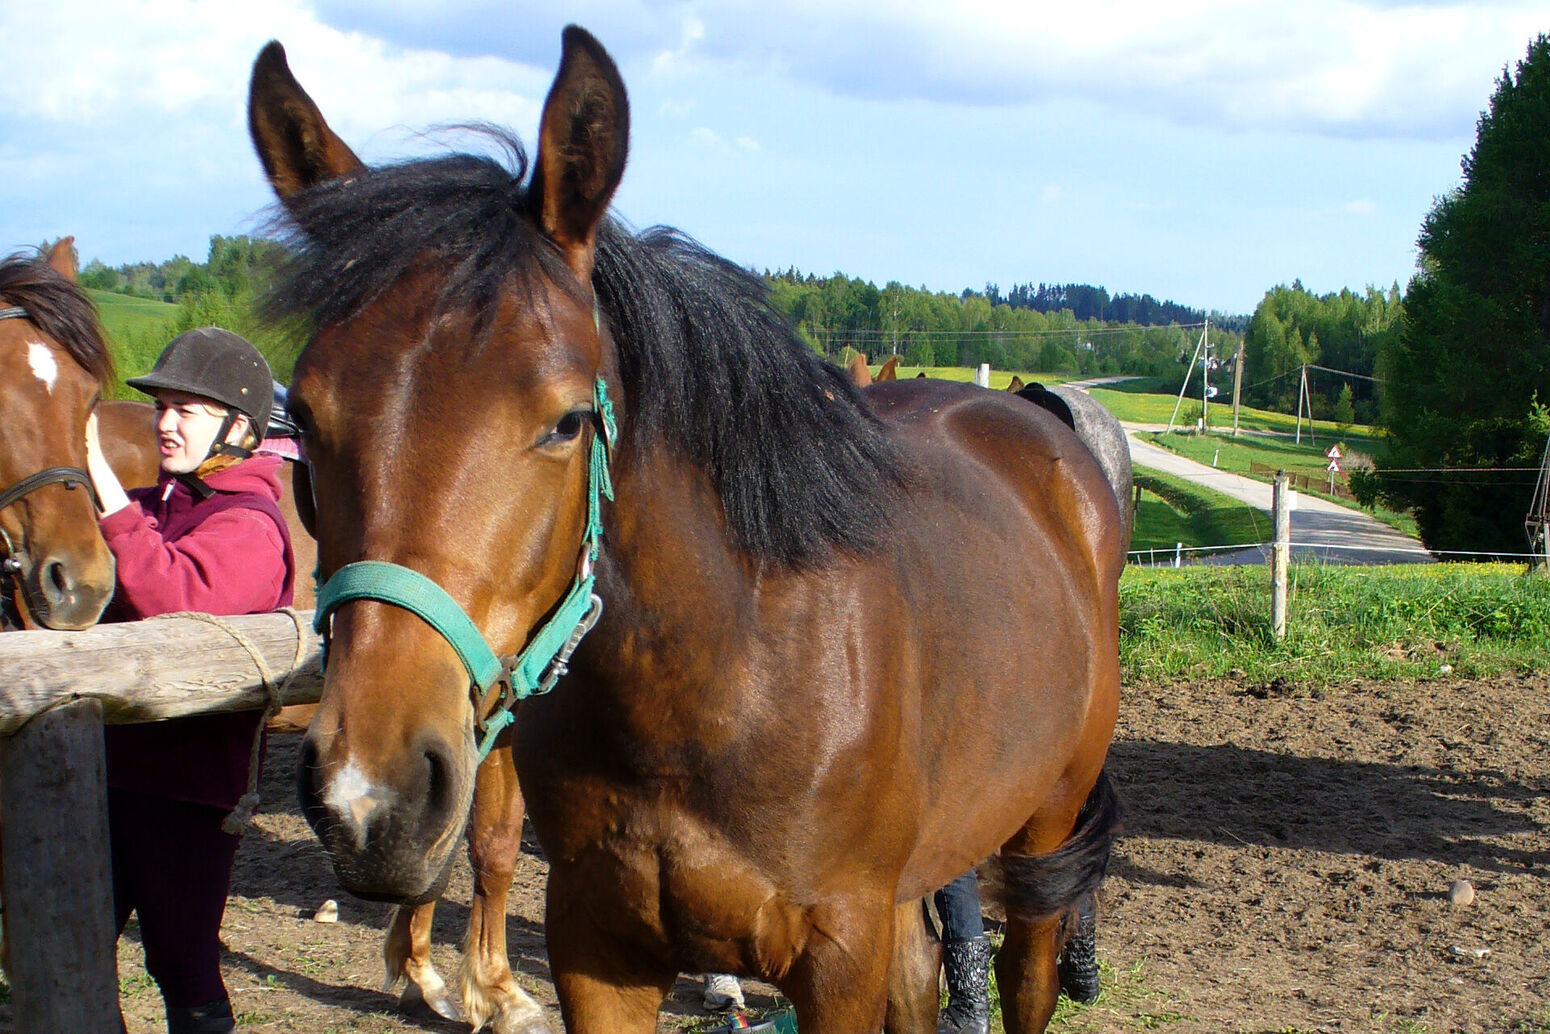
[250,28,628,900]
[0,240,117,629]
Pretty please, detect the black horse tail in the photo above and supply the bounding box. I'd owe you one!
[998,769,1123,931]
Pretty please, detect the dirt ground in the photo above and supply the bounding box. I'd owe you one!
[28,673,1550,1033]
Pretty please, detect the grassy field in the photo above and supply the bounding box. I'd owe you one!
[865,363,1062,390]
[1129,470,1270,555]
[1119,561,1550,686]
[88,289,178,397]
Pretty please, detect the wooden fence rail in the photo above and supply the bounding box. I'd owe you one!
[1249,460,1355,501]
[0,610,322,1033]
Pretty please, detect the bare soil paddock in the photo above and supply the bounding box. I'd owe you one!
[6,674,1546,1033]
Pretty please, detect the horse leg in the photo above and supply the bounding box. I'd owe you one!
[544,885,675,1034]
[781,894,895,1034]
[995,771,1120,1034]
[884,900,941,1034]
[383,901,460,1021]
[459,745,553,1034]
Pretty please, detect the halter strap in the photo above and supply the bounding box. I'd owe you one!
[0,307,28,321]
[313,376,618,759]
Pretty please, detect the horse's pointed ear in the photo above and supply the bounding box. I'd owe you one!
[846,353,872,387]
[248,40,365,202]
[1007,375,1025,392]
[877,356,899,382]
[45,237,76,280]
[531,25,629,281]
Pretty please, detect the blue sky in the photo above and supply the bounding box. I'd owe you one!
[2,1,1545,316]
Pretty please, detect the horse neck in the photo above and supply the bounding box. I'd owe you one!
[588,444,753,672]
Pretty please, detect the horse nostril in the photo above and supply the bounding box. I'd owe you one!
[424,742,455,822]
[296,736,326,828]
[41,558,73,605]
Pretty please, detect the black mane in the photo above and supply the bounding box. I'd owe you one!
[264,132,908,566]
[0,252,114,384]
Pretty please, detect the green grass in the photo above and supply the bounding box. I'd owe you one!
[1130,469,1271,556]
[864,364,1065,390]
[1119,562,1550,686]
[87,288,178,398]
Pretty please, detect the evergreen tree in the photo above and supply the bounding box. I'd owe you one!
[1379,35,1550,556]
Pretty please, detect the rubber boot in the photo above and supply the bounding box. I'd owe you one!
[165,999,235,1034]
[938,936,991,1034]
[1057,898,1101,1004]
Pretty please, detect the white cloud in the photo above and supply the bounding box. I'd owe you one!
[619,0,1544,141]
[1345,199,1378,216]
[734,136,762,152]
[0,0,547,151]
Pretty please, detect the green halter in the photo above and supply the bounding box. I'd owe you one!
[312,377,617,759]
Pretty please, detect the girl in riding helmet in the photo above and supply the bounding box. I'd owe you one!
[85,326,294,1034]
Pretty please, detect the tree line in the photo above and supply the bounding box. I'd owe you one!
[763,270,1241,380]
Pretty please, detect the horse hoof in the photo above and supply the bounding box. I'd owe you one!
[399,983,463,1023]
[493,1010,557,1034]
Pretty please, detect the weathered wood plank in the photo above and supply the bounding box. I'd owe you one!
[0,699,120,1031]
[0,611,323,734]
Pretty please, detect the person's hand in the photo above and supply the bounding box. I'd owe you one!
[85,412,130,516]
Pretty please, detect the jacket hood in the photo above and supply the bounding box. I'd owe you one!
[162,453,286,501]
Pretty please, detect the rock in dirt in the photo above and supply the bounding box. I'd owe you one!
[1447,879,1475,907]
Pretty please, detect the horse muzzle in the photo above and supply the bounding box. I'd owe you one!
[5,545,116,630]
[296,725,473,904]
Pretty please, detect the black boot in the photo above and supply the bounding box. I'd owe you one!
[1057,899,1101,1004]
[938,936,991,1034]
[165,999,235,1034]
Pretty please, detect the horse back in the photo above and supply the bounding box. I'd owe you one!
[868,378,1123,593]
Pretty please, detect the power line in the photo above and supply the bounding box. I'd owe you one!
[1305,363,1386,384]
[804,323,1209,340]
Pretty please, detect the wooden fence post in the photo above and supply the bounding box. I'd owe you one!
[1271,472,1290,639]
[0,698,120,1032]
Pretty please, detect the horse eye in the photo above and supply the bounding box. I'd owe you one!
[544,410,589,446]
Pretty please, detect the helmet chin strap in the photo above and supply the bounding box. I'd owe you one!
[206,410,254,460]
[178,410,252,500]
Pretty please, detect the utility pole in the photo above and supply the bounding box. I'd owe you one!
[1201,320,1211,430]
[1230,340,1246,437]
[1168,326,1209,433]
[1294,365,1316,445]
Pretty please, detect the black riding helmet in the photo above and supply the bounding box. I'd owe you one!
[127,327,274,456]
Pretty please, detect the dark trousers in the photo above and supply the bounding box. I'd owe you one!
[108,789,240,1009]
[932,868,984,942]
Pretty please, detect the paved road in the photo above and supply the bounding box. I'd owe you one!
[1054,380,1432,565]
[1123,428,1433,565]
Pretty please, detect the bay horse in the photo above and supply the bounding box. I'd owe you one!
[0,240,117,630]
[249,25,1121,1034]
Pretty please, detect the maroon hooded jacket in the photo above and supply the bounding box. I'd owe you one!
[101,454,295,809]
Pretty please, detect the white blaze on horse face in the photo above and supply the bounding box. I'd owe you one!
[324,760,396,846]
[26,341,59,394]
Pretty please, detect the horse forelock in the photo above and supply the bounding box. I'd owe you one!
[0,252,113,385]
[263,132,911,569]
